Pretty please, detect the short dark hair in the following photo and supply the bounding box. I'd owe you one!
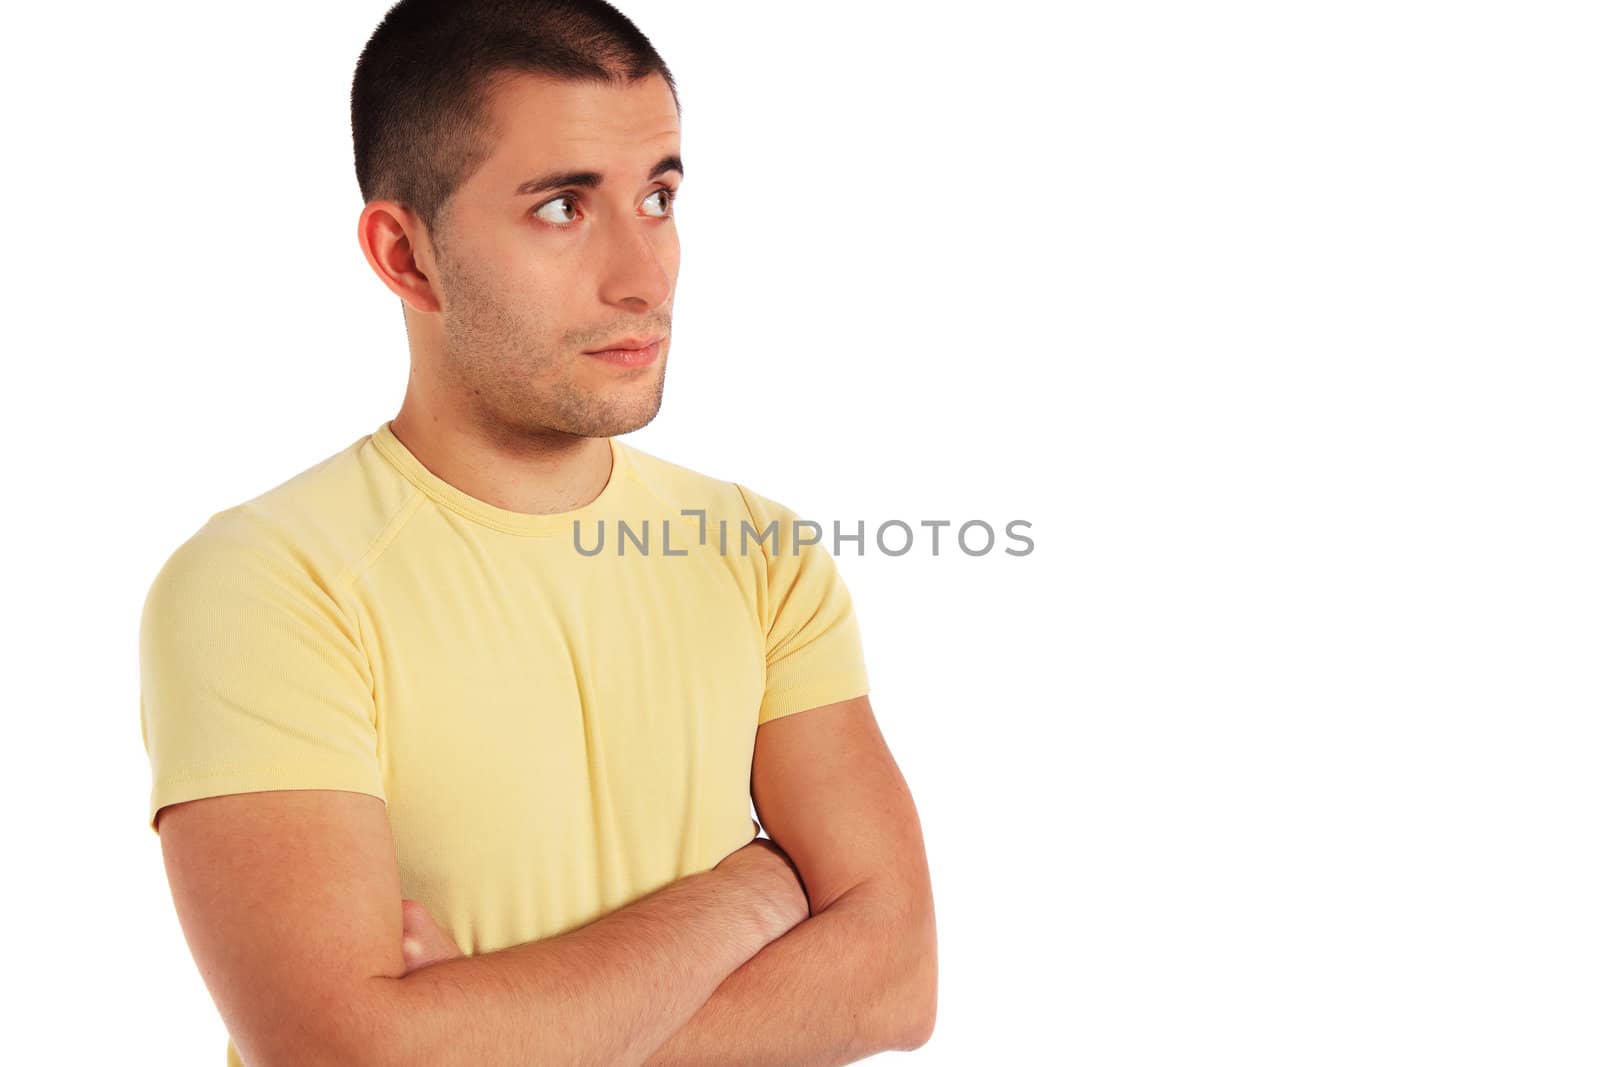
[351,0,679,241]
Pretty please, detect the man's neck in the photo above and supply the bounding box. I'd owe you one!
[387,410,614,516]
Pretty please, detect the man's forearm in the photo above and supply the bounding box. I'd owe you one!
[641,878,938,1066]
[348,861,791,1067]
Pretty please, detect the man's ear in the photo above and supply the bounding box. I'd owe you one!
[357,199,443,315]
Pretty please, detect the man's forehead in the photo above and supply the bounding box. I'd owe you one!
[484,71,679,139]
[468,73,680,200]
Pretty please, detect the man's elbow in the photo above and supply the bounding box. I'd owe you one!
[825,873,939,1053]
[880,911,939,1051]
[886,953,938,1050]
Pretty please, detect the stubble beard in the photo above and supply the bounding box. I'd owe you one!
[433,247,666,441]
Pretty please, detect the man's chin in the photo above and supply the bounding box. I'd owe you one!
[571,392,665,438]
[602,402,664,437]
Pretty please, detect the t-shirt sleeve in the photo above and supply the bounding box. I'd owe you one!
[139,511,385,834]
[736,485,871,724]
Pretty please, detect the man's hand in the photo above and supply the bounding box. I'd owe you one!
[400,897,466,975]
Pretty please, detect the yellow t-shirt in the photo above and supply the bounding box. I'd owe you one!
[140,420,869,1066]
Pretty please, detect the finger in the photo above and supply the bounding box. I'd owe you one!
[400,898,466,971]
[402,932,459,973]
[401,900,447,946]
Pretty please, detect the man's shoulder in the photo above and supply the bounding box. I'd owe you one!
[149,427,414,598]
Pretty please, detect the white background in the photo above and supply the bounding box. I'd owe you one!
[5,1,1596,1063]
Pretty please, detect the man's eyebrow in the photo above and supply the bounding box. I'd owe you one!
[512,154,684,197]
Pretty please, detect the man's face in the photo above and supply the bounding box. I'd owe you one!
[424,71,681,439]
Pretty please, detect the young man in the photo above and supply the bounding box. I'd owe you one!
[139,2,936,1064]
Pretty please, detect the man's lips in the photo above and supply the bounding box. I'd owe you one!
[584,335,664,354]
[584,337,663,367]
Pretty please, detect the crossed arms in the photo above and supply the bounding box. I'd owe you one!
[156,694,937,1066]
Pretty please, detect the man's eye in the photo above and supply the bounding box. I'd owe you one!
[643,188,677,218]
[533,196,579,224]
